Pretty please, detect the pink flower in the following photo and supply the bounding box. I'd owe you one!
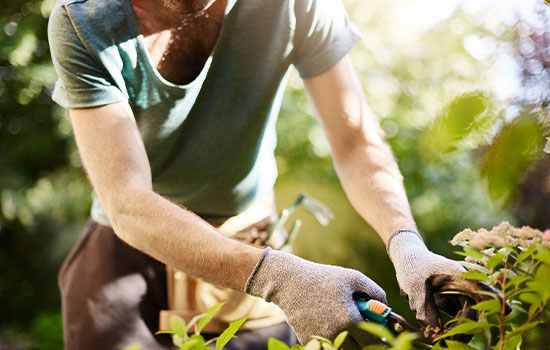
[543,229,550,241]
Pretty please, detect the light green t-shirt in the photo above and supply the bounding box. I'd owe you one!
[48,0,361,224]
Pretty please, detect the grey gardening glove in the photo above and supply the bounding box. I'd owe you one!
[245,247,387,349]
[387,230,467,332]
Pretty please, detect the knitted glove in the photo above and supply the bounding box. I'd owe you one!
[387,230,466,328]
[245,247,387,348]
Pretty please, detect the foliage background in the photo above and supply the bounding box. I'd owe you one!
[0,0,549,348]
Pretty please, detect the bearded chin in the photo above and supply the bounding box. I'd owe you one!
[161,0,215,14]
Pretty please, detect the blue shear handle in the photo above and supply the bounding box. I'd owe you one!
[356,300,391,326]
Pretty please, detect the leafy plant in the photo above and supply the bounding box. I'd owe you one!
[267,330,350,350]
[124,302,247,350]
[440,223,550,350]
[349,222,550,350]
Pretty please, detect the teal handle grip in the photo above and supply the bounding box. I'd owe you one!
[356,300,392,326]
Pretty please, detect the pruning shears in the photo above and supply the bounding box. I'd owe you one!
[357,299,432,348]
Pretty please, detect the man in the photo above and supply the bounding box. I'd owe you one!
[48,0,466,348]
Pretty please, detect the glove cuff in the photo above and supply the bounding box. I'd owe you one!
[387,229,427,262]
[244,246,273,293]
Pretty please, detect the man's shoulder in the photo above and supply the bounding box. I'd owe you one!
[50,0,129,46]
[52,0,121,10]
[50,0,126,28]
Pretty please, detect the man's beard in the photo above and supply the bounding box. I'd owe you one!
[161,0,216,14]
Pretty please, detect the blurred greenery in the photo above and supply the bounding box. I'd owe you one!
[1,0,549,349]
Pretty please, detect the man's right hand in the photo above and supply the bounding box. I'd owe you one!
[245,248,386,349]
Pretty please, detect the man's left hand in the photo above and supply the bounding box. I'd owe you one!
[387,229,466,329]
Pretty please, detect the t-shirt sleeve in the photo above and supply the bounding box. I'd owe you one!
[48,4,127,109]
[292,0,362,79]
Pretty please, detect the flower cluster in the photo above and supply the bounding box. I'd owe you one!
[452,221,550,249]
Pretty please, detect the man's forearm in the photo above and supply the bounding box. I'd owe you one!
[334,132,417,245]
[107,187,264,291]
[303,57,416,245]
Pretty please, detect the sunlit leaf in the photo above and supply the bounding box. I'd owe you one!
[419,92,490,159]
[527,264,550,300]
[458,261,489,274]
[443,340,478,350]
[181,335,205,350]
[170,315,187,338]
[472,298,501,312]
[461,271,490,282]
[391,331,417,350]
[463,247,485,260]
[173,334,183,347]
[197,302,226,333]
[516,245,537,264]
[303,339,321,350]
[488,252,506,270]
[435,321,491,340]
[215,316,247,350]
[268,338,290,350]
[123,343,141,350]
[333,331,348,348]
[358,322,395,343]
[481,112,545,202]
[311,336,332,344]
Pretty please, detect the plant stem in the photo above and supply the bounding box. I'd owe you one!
[522,297,550,326]
[498,267,509,350]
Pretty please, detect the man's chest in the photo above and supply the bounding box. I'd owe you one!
[134,1,226,85]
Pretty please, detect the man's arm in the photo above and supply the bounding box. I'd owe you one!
[303,56,416,244]
[68,102,263,290]
[304,56,466,332]
[70,101,387,347]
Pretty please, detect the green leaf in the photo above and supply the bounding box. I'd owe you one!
[460,271,490,282]
[435,321,491,340]
[123,343,141,350]
[333,331,348,348]
[458,261,489,274]
[358,322,395,343]
[173,334,183,347]
[505,275,529,289]
[321,343,332,350]
[499,334,522,350]
[181,335,205,350]
[534,250,550,265]
[527,264,550,300]
[311,336,332,344]
[290,345,304,350]
[518,292,543,318]
[155,330,175,335]
[268,337,290,350]
[472,298,501,312]
[198,302,227,333]
[516,245,537,264]
[391,331,417,350]
[488,252,506,270]
[185,313,208,334]
[170,315,187,338]
[473,290,499,298]
[215,316,247,350]
[204,337,219,346]
[507,321,541,337]
[463,247,485,260]
[303,339,321,350]
[443,340,478,350]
